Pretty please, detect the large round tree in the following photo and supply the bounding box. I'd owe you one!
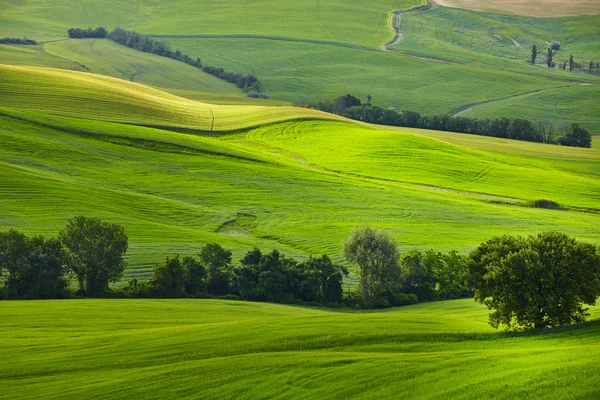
[59,216,128,297]
[469,231,600,331]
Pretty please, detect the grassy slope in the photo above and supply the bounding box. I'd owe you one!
[1,72,599,275]
[0,0,424,44]
[167,37,568,109]
[1,299,600,399]
[1,0,597,132]
[42,39,241,95]
[0,64,339,131]
[224,120,600,209]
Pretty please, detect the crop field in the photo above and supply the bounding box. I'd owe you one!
[1,0,599,397]
[1,299,600,399]
[1,66,599,276]
[435,0,600,17]
[0,0,598,132]
[0,0,425,43]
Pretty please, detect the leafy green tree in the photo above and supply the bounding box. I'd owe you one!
[16,237,70,299]
[559,123,592,148]
[434,250,470,300]
[332,94,361,115]
[1,232,69,299]
[531,44,537,64]
[199,243,232,295]
[59,216,128,296]
[0,229,32,286]
[400,249,437,301]
[344,226,401,307]
[153,256,186,297]
[469,232,600,331]
[183,256,206,295]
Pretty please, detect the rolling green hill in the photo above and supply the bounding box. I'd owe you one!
[0,0,424,44]
[2,299,600,399]
[0,64,338,131]
[1,0,597,133]
[1,66,599,276]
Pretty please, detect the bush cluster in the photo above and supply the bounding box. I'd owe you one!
[309,94,592,148]
[67,27,108,39]
[0,37,37,45]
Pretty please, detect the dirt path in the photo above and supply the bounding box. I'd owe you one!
[451,87,564,117]
[378,0,454,64]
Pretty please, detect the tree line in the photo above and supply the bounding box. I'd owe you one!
[0,37,37,45]
[67,26,263,94]
[2,217,600,331]
[307,94,592,148]
[531,43,599,74]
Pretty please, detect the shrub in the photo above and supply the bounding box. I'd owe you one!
[527,199,560,209]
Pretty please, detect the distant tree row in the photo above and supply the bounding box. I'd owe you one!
[308,94,592,148]
[0,37,37,45]
[531,44,599,74]
[67,27,108,39]
[67,26,262,93]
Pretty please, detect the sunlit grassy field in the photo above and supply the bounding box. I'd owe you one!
[1,66,599,276]
[1,299,600,399]
[0,0,597,132]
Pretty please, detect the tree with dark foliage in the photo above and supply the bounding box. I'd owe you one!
[469,232,600,331]
[59,216,128,296]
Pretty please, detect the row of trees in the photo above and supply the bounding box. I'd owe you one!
[0,37,37,45]
[2,217,600,332]
[132,247,347,305]
[67,27,108,39]
[345,226,600,331]
[532,44,599,73]
[344,227,471,309]
[66,26,263,93]
[308,94,592,148]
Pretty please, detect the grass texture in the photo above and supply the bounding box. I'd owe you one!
[1,66,599,276]
[1,299,600,399]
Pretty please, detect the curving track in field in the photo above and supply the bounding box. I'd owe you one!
[378,0,453,64]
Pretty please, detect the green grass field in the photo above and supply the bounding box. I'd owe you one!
[1,299,600,399]
[0,0,597,132]
[1,0,600,397]
[1,66,599,277]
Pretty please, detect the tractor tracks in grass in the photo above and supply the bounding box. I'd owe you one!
[378,0,456,64]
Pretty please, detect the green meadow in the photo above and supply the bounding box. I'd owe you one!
[1,0,599,397]
[0,0,598,132]
[1,299,600,399]
[1,66,599,276]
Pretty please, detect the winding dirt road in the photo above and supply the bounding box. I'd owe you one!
[379,0,436,52]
